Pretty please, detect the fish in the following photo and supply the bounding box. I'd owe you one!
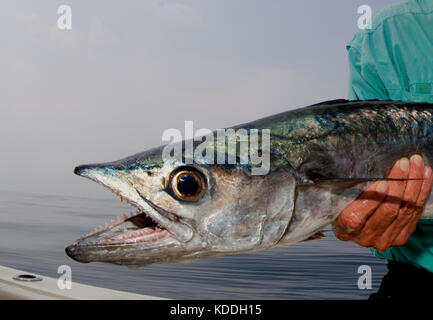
[65,99,433,267]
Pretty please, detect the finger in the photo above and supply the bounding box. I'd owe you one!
[393,165,433,245]
[354,158,409,247]
[415,166,433,207]
[378,155,424,250]
[402,155,425,205]
[334,180,388,238]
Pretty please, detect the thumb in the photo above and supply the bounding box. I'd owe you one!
[336,180,388,233]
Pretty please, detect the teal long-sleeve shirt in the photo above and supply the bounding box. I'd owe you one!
[347,0,433,272]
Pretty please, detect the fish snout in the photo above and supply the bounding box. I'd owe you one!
[73,165,87,176]
[65,245,90,263]
[74,164,106,177]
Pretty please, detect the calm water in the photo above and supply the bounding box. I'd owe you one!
[0,190,387,299]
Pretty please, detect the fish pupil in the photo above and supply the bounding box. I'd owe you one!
[177,175,199,196]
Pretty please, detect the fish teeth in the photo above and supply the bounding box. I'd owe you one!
[85,209,168,244]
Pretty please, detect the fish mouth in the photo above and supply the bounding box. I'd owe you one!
[66,164,194,263]
[68,206,173,247]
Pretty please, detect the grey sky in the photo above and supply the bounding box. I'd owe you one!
[0,0,399,199]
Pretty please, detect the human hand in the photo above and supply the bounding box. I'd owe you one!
[333,155,433,252]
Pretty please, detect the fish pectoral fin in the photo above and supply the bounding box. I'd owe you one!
[302,231,326,242]
[318,177,424,183]
[311,177,424,195]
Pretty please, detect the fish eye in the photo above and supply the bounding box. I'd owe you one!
[169,168,206,201]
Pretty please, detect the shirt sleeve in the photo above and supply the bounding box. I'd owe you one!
[347,41,390,101]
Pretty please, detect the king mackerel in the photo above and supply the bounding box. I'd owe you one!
[66,99,433,268]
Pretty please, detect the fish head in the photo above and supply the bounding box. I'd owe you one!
[66,142,297,267]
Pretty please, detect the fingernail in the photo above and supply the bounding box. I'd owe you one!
[376,181,388,193]
[399,158,409,172]
[424,167,432,178]
[411,154,423,167]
